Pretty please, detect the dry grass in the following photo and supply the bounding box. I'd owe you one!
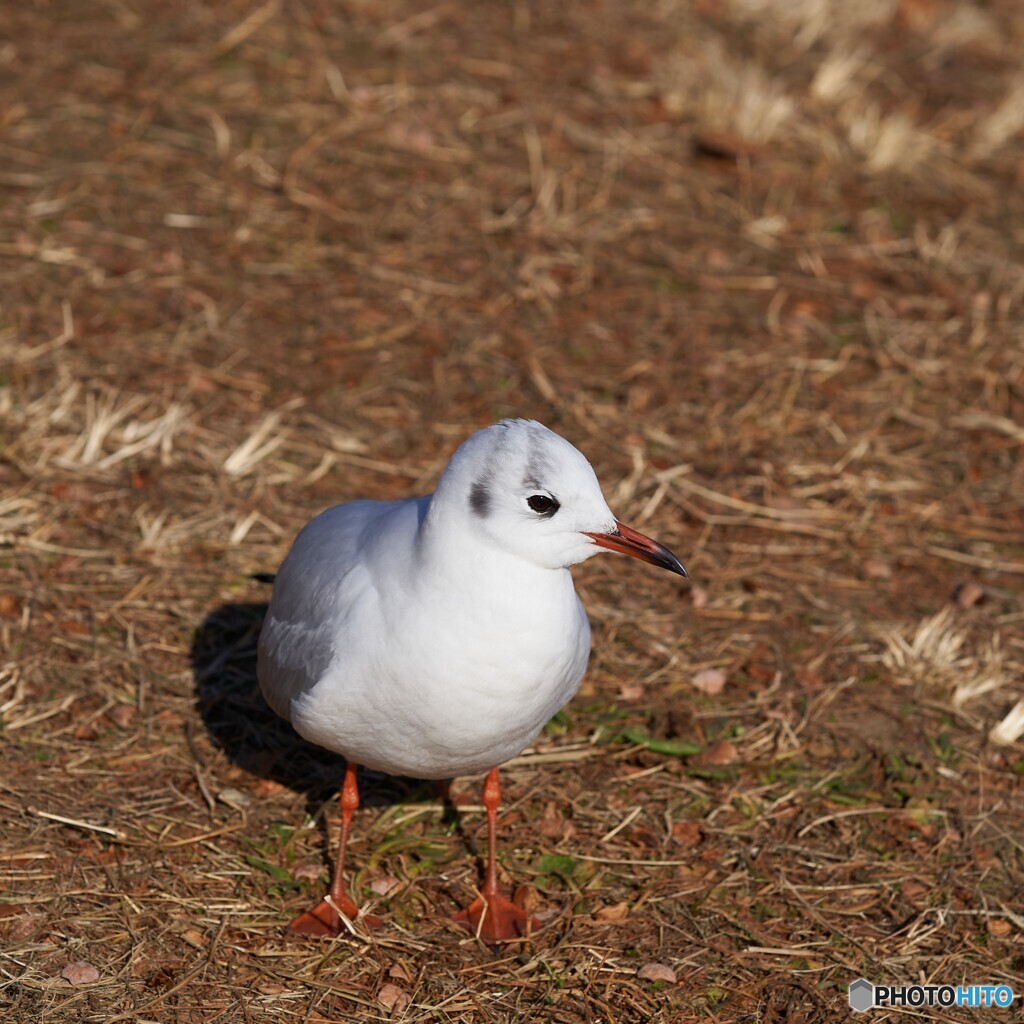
[2,0,1023,1021]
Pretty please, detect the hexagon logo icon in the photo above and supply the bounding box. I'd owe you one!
[849,979,875,1013]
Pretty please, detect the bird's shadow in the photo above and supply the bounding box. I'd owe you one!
[190,600,465,849]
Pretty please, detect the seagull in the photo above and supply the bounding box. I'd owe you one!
[257,419,687,942]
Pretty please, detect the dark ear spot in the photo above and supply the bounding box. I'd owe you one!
[469,480,490,518]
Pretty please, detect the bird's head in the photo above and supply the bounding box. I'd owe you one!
[431,419,687,577]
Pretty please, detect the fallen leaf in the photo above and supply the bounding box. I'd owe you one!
[108,704,134,729]
[250,778,288,798]
[954,581,986,609]
[370,875,401,896]
[293,861,323,881]
[671,821,703,848]
[377,981,411,1012]
[677,863,713,885]
[630,825,660,849]
[6,913,40,942]
[593,901,630,922]
[899,0,942,32]
[638,962,677,983]
[62,962,100,986]
[513,884,539,916]
[901,878,928,902]
[386,122,436,153]
[971,846,998,870]
[186,370,220,395]
[538,812,573,840]
[795,667,823,689]
[792,300,822,318]
[0,594,21,619]
[850,279,878,301]
[217,788,252,810]
[388,963,412,982]
[693,739,737,766]
[987,917,1012,938]
[863,557,893,579]
[0,903,24,918]
[691,668,726,695]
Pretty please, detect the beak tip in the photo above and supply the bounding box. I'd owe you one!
[668,557,688,579]
[587,524,689,580]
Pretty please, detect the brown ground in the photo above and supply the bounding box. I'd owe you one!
[2,1,1023,1021]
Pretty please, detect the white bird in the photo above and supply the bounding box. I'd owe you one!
[258,419,687,942]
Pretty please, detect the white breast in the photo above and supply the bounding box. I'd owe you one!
[289,555,591,779]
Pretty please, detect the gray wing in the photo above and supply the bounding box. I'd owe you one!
[257,498,415,720]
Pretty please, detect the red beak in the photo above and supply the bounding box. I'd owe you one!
[584,521,688,578]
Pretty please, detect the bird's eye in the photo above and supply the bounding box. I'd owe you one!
[527,494,559,516]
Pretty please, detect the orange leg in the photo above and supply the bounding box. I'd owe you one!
[452,767,540,943]
[289,762,380,936]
